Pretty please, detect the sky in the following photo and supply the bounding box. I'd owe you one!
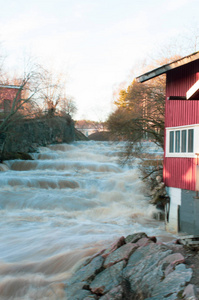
[0,0,199,120]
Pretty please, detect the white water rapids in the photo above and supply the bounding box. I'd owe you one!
[0,141,173,299]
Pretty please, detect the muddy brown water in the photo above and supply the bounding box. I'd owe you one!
[0,141,174,299]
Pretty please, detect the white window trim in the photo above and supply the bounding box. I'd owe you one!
[166,124,199,158]
[186,79,199,100]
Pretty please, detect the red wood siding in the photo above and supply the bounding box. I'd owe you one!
[163,59,199,190]
[0,87,21,111]
[0,88,20,101]
[163,157,196,191]
[166,60,199,98]
[165,60,199,127]
[165,100,199,127]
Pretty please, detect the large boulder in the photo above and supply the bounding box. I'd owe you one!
[90,261,125,295]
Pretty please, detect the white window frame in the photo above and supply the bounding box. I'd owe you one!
[166,124,199,158]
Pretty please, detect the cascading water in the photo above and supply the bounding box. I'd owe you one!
[0,141,173,299]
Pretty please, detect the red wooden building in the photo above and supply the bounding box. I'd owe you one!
[137,51,199,234]
[0,85,22,117]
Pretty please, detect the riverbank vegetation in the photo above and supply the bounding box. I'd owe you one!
[106,57,181,206]
[106,73,165,183]
[0,55,77,160]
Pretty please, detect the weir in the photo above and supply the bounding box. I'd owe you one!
[0,141,172,299]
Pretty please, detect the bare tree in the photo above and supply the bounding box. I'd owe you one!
[59,96,77,117]
[0,59,45,133]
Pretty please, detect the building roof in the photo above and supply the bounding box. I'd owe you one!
[136,51,199,83]
[0,84,21,89]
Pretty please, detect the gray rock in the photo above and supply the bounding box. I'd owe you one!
[102,236,125,259]
[65,282,91,300]
[68,255,104,284]
[136,237,153,247]
[127,252,169,296]
[150,264,193,299]
[183,284,198,300]
[125,232,147,244]
[160,252,185,266]
[90,261,125,295]
[124,244,172,280]
[64,234,194,300]
[76,249,105,271]
[123,243,173,297]
[104,243,137,268]
[164,263,175,277]
[145,294,177,300]
[83,295,98,300]
[160,252,185,277]
[137,264,164,295]
[99,285,124,300]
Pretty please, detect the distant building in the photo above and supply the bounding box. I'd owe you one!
[137,51,199,234]
[0,85,22,118]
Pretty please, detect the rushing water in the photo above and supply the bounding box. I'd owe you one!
[0,141,173,299]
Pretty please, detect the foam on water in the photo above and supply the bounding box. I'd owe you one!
[0,141,171,299]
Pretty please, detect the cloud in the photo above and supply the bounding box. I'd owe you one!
[0,12,56,45]
[163,0,195,11]
[73,1,99,19]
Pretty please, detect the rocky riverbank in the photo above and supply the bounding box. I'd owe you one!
[64,232,198,300]
[0,116,88,161]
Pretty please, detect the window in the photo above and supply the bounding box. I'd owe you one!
[181,130,187,152]
[169,131,174,152]
[168,128,194,154]
[188,129,194,152]
[175,131,180,152]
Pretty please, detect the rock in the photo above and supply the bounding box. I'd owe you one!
[183,284,198,300]
[123,243,173,297]
[68,255,104,284]
[99,285,125,300]
[64,281,92,299]
[149,264,193,300]
[63,233,195,300]
[1,151,34,161]
[160,252,185,277]
[1,116,76,154]
[104,243,137,268]
[149,236,157,243]
[164,263,175,277]
[90,261,125,295]
[75,128,89,141]
[124,243,172,279]
[136,237,153,247]
[76,249,105,271]
[160,252,185,266]
[102,236,125,259]
[124,232,147,244]
[138,264,164,296]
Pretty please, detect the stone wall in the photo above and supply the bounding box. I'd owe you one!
[0,116,75,154]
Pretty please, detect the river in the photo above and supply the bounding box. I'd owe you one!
[0,141,173,299]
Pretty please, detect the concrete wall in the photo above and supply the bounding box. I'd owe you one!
[167,187,199,235]
[166,187,181,233]
[180,189,199,235]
